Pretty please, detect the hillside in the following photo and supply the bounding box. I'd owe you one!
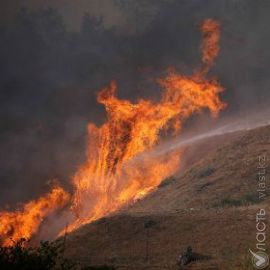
[64,125,270,270]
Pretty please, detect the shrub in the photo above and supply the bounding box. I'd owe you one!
[158,176,176,188]
[198,166,215,178]
[214,192,263,208]
[0,238,75,270]
[243,193,260,204]
[0,238,116,270]
[220,197,243,207]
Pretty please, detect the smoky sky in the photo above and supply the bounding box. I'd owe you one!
[0,0,270,207]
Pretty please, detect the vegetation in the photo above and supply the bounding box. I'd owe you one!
[0,238,74,270]
[219,197,243,207]
[242,193,261,204]
[0,238,115,270]
[158,176,176,188]
[214,192,263,208]
[198,166,215,178]
[82,266,115,270]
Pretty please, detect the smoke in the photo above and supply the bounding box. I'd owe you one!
[0,0,270,209]
[153,109,270,159]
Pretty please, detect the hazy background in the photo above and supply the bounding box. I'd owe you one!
[0,0,270,207]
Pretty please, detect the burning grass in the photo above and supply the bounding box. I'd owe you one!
[64,18,226,235]
[0,186,70,247]
[0,18,226,245]
[63,125,270,269]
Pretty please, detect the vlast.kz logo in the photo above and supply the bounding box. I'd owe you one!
[249,250,269,269]
[249,155,268,269]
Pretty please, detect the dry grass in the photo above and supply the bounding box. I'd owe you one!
[64,125,270,270]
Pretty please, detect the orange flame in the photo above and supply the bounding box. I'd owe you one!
[0,185,70,246]
[62,18,226,234]
[0,19,226,243]
[200,18,220,74]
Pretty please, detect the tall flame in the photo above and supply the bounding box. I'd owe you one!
[0,19,226,244]
[0,186,70,246]
[200,18,220,74]
[63,18,226,233]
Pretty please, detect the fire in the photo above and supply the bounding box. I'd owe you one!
[63,19,226,233]
[200,18,220,74]
[0,18,226,243]
[0,185,70,246]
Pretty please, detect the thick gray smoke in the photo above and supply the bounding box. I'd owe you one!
[0,0,270,207]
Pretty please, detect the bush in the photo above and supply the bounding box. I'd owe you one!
[158,176,176,188]
[198,167,215,178]
[220,198,243,207]
[0,238,75,270]
[0,238,116,270]
[243,193,260,204]
[214,192,263,208]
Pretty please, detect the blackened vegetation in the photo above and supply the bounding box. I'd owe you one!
[0,238,115,270]
[0,238,74,270]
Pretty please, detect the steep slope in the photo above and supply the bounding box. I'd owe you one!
[64,125,270,270]
[125,125,270,214]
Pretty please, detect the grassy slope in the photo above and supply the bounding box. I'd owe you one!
[64,125,270,270]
